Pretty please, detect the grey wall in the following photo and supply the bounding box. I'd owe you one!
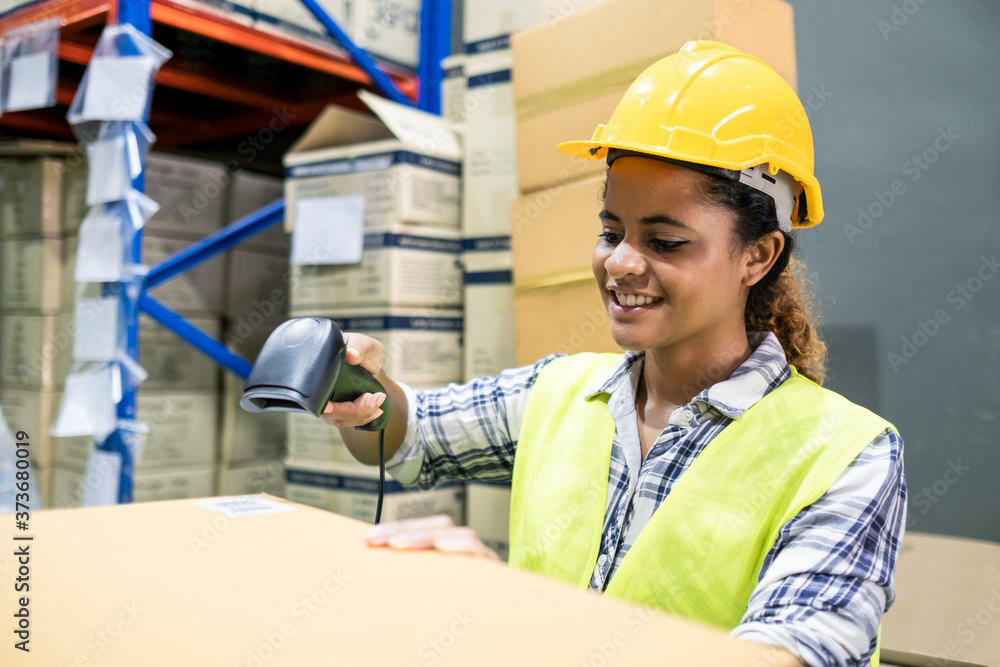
[786,1,1000,540]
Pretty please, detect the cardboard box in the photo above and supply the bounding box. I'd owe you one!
[441,54,468,127]
[222,315,277,362]
[462,50,518,238]
[291,307,463,385]
[514,278,619,366]
[880,532,1000,667]
[0,313,75,389]
[217,458,286,496]
[0,388,91,468]
[286,411,353,462]
[144,233,228,313]
[466,481,512,562]
[62,233,227,315]
[462,239,515,380]
[61,156,89,234]
[511,0,796,194]
[0,495,804,666]
[255,0,420,70]
[145,152,231,237]
[0,158,63,238]
[220,373,286,463]
[289,225,462,309]
[50,464,216,508]
[0,237,63,312]
[226,247,290,319]
[227,170,289,253]
[463,0,613,53]
[139,314,223,390]
[285,456,465,524]
[283,91,461,233]
[54,389,219,471]
[510,172,604,286]
[285,383,442,463]
[350,0,421,71]
[255,0,349,51]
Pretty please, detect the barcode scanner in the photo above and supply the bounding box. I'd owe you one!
[240,317,392,522]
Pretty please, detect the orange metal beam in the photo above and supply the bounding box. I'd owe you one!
[0,111,75,140]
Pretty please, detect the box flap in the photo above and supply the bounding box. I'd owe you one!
[287,104,394,155]
[359,89,462,160]
[881,532,1000,667]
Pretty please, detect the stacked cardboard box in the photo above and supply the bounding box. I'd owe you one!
[218,169,289,496]
[509,0,798,364]
[281,93,465,524]
[447,0,620,555]
[50,152,236,506]
[0,150,91,505]
[254,0,421,71]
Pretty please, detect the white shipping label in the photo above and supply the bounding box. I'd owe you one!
[291,194,364,266]
[76,207,124,282]
[193,496,297,517]
[6,52,54,111]
[73,297,120,362]
[81,56,156,121]
[86,136,131,205]
[50,366,118,441]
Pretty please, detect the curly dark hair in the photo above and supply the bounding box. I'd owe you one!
[696,174,828,385]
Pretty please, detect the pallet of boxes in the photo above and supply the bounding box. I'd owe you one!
[281,90,465,524]
[52,153,238,505]
[0,143,90,507]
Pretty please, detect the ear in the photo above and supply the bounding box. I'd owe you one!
[743,231,785,287]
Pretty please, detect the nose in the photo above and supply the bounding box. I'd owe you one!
[603,236,647,279]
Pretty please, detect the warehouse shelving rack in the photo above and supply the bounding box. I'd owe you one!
[0,0,452,502]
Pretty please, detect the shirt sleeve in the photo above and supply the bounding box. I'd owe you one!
[385,354,564,490]
[731,428,907,667]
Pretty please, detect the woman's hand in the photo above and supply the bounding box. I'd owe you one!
[365,515,500,560]
[320,332,387,429]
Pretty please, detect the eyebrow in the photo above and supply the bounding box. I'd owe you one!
[599,210,692,230]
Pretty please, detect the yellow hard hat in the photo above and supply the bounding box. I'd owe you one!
[558,41,823,228]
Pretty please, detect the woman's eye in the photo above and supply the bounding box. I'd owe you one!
[650,239,688,252]
[598,231,622,244]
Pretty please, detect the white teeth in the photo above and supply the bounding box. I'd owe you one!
[614,290,660,307]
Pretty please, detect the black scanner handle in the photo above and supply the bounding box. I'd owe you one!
[329,348,392,432]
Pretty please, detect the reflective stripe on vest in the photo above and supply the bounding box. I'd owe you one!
[509,353,895,666]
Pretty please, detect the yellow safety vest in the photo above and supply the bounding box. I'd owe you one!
[509,353,895,666]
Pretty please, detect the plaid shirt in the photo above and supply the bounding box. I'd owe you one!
[387,332,907,667]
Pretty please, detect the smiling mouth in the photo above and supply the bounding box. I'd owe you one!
[610,290,663,308]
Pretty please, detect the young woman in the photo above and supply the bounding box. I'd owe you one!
[321,41,906,667]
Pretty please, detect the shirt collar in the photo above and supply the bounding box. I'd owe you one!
[584,331,792,419]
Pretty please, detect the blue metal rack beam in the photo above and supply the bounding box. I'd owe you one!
[298,0,412,106]
[418,0,452,113]
[140,295,253,378]
[144,199,285,290]
[140,199,286,378]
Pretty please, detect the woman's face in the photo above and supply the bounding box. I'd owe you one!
[592,156,750,352]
